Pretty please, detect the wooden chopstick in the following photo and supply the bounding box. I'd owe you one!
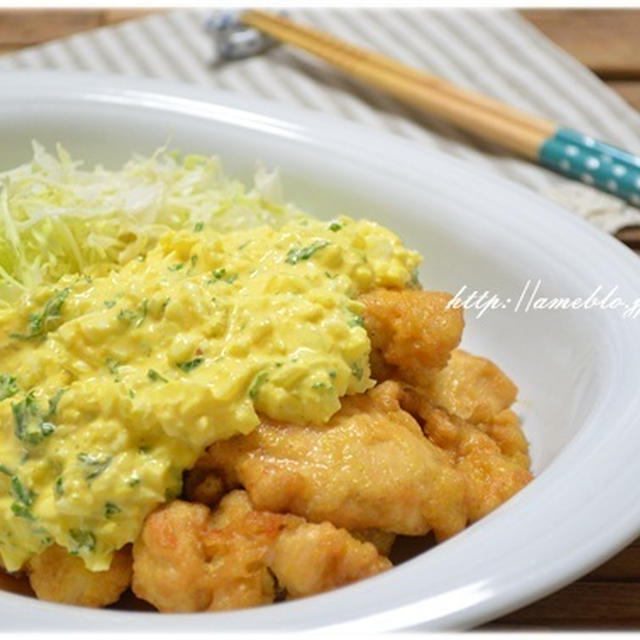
[238,10,640,209]
[240,9,556,160]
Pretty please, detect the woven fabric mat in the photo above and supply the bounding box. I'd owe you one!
[3,8,640,233]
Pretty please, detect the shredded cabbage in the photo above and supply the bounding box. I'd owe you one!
[0,142,307,304]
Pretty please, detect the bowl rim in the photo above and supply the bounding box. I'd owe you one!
[1,70,640,631]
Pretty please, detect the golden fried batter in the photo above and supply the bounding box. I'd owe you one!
[205,381,467,540]
[361,289,464,384]
[420,349,518,424]
[132,495,278,612]
[401,387,531,522]
[132,491,390,612]
[267,522,391,599]
[27,544,132,608]
[477,407,530,470]
[350,529,396,556]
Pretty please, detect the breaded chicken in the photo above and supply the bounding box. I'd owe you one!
[361,289,463,384]
[183,463,397,556]
[204,381,468,540]
[420,349,518,424]
[132,494,282,612]
[350,529,396,556]
[132,491,390,612]
[476,407,530,470]
[27,544,132,608]
[400,387,531,522]
[267,522,390,599]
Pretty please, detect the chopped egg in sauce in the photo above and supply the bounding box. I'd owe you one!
[0,216,420,571]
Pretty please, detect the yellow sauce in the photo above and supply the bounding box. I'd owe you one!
[0,216,420,572]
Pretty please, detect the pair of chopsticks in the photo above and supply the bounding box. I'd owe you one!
[239,10,640,208]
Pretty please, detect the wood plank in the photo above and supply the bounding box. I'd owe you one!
[521,10,640,78]
[585,545,640,581]
[491,582,640,628]
[0,44,23,53]
[0,10,101,46]
[607,81,640,112]
[616,227,640,249]
[100,9,159,27]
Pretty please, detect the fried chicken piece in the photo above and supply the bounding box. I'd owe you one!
[132,495,283,612]
[477,407,530,470]
[350,529,396,556]
[27,544,132,608]
[132,491,391,613]
[267,522,391,599]
[205,381,467,540]
[421,349,518,424]
[361,289,463,384]
[401,387,531,522]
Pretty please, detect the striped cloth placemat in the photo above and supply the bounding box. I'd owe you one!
[2,8,640,233]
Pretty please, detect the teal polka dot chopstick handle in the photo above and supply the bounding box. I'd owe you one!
[539,128,640,206]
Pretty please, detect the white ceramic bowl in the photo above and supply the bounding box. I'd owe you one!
[2,71,640,631]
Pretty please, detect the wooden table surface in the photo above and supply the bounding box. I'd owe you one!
[1,8,640,631]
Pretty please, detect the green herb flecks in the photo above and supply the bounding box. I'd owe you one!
[77,453,112,481]
[117,298,148,328]
[105,502,121,518]
[47,389,65,417]
[12,392,56,447]
[106,357,121,377]
[186,254,199,275]
[0,464,12,476]
[11,503,34,520]
[211,268,226,280]
[248,372,269,400]
[37,533,53,546]
[10,287,70,340]
[10,475,35,506]
[348,314,364,328]
[69,529,96,554]
[208,268,237,285]
[104,300,117,309]
[408,268,421,289]
[0,375,18,401]
[285,240,329,265]
[54,476,64,497]
[329,221,342,232]
[351,362,364,381]
[178,357,204,373]
[168,262,184,271]
[194,222,204,232]
[147,369,167,383]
